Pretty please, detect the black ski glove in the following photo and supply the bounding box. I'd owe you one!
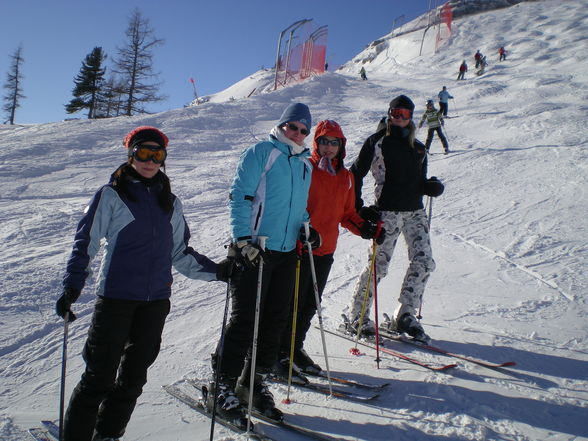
[56,287,81,322]
[300,226,322,250]
[358,205,381,224]
[359,220,386,245]
[423,176,445,197]
[232,240,266,269]
[216,258,235,283]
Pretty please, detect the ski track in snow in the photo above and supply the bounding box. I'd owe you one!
[2,1,588,440]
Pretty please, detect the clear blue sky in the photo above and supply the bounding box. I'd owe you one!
[1,0,432,124]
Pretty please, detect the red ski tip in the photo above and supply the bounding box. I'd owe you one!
[282,398,292,404]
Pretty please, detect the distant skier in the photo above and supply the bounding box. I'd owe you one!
[476,56,488,76]
[419,100,449,154]
[56,126,229,441]
[457,60,468,80]
[360,66,367,80]
[341,94,445,344]
[437,86,453,116]
[499,46,507,61]
[474,50,482,68]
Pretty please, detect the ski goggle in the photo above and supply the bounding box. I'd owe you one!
[131,145,167,164]
[285,123,310,136]
[388,108,412,120]
[317,137,341,147]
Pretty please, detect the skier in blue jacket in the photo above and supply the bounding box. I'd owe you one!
[56,126,231,441]
[208,103,318,426]
[437,86,453,116]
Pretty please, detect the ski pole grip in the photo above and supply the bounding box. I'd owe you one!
[256,236,268,251]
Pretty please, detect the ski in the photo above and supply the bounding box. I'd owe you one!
[268,375,379,402]
[163,383,273,441]
[178,380,346,441]
[378,328,516,370]
[28,428,53,441]
[306,370,390,390]
[40,421,60,440]
[323,327,457,372]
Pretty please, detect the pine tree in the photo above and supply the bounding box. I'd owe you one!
[2,46,25,125]
[114,8,165,116]
[65,47,107,119]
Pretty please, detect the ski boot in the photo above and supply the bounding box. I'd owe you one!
[293,348,322,375]
[204,376,248,430]
[339,314,376,340]
[395,312,431,345]
[236,373,283,422]
[270,355,309,385]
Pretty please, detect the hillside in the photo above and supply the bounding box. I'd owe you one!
[1,1,587,440]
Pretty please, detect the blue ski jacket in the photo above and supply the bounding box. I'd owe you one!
[229,134,312,252]
[63,171,217,301]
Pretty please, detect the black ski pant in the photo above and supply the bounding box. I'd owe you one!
[425,127,449,151]
[279,253,334,355]
[439,102,448,116]
[63,296,170,441]
[214,249,297,379]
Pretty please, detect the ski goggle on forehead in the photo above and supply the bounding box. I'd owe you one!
[388,108,412,120]
[131,145,167,164]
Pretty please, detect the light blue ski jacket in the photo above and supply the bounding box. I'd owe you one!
[229,135,312,252]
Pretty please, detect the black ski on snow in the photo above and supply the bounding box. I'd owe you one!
[40,421,59,440]
[378,327,517,371]
[268,374,380,402]
[169,380,344,441]
[323,327,458,372]
[163,383,273,441]
[306,370,390,390]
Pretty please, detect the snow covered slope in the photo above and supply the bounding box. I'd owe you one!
[1,0,587,440]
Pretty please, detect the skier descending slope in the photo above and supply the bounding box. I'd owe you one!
[208,103,316,428]
[56,126,230,441]
[341,95,445,344]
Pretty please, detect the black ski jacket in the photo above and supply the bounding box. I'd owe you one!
[350,127,428,212]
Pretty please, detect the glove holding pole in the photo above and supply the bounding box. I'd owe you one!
[55,287,81,322]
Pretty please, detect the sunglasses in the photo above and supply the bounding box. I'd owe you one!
[388,108,412,120]
[285,123,309,136]
[317,137,341,147]
[132,145,167,164]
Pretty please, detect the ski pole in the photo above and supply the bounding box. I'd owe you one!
[246,235,268,434]
[303,222,333,396]
[417,199,433,320]
[371,221,384,369]
[59,312,70,441]
[209,255,234,441]
[282,249,301,404]
[351,241,378,354]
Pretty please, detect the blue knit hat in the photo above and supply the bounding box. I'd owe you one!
[277,103,312,131]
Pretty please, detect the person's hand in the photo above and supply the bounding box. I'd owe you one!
[358,205,381,223]
[359,221,386,245]
[300,226,322,250]
[55,287,81,322]
[233,241,266,269]
[423,176,445,197]
[216,258,234,283]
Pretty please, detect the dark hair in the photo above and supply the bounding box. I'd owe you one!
[111,163,173,212]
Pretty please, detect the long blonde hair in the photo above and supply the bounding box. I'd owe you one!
[386,119,417,148]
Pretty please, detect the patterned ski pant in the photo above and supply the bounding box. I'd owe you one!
[346,209,436,323]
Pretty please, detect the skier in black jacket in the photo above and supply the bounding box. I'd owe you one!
[342,95,445,344]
